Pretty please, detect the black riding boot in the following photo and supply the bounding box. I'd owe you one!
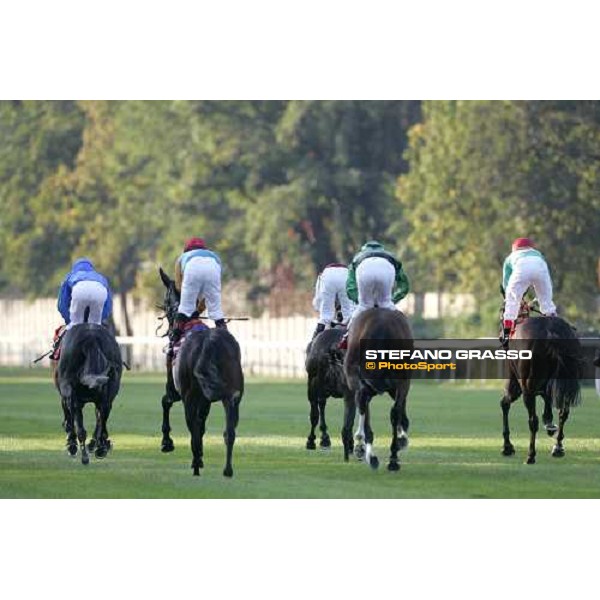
[215,318,228,330]
[312,323,326,339]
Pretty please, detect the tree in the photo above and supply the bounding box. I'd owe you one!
[397,100,600,327]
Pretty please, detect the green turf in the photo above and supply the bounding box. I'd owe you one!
[1,369,599,498]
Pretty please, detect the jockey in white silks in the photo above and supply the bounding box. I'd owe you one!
[501,237,557,347]
[311,262,355,339]
[171,237,227,344]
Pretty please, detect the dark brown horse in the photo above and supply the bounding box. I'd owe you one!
[305,326,352,452]
[55,319,123,464]
[344,308,413,471]
[159,267,244,477]
[501,316,582,464]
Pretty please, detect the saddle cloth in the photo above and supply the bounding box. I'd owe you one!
[172,319,209,359]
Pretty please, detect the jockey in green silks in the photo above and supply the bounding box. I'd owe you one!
[338,240,410,349]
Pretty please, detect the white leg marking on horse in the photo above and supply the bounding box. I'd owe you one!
[366,443,376,462]
[355,414,365,441]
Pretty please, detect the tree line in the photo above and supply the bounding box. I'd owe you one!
[0,100,598,333]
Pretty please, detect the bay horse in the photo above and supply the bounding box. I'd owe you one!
[55,317,123,465]
[305,326,353,452]
[501,315,583,464]
[344,308,413,471]
[159,267,244,477]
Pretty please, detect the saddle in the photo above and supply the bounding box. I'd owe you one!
[171,318,209,359]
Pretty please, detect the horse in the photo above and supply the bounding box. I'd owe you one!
[159,267,244,477]
[55,315,123,465]
[305,326,353,452]
[344,308,413,471]
[500,315,583,464]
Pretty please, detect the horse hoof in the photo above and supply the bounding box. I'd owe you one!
[545,424,558,437]
[525,456,536,465]
[502,446,515,456]
[223,466,233,478]
[320,436,331,448]
[387,461,400,472]
[161,439,175,453]
[87,439,97,453]
[66,444,78,457]
[95,446,108,459]
[354,445,366,461]
[192,468,200,476]
[551,445,565,458]
[369,456,380,470]
[306,439,316,450]
[81,453,90,466]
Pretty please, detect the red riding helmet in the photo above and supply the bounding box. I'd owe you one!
[184,237,207,252]
[512,237,535,251]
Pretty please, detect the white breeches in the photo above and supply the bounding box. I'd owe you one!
[312,266,354,325]
[179,257,224,321]
[348,257,396,325]
[504,256,556,321]
[67,281,107,329]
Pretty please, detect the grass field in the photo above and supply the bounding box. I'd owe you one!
[1,368,599,498]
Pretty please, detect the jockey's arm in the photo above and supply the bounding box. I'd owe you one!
[392,267,410,303]
[57,279,71,323]
[102,284,113,321]
[312,274,323,310]
[502,256,513,290]
[346,263,359,303]
[174,258,183,292]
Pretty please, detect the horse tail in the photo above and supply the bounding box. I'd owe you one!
[80,338,110,390]
[547,339,582,410]
[192,331,241,401]
[83,306,90,323]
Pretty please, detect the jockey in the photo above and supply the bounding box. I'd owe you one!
[501,237,557,347]
[52,258,113,360]
[58,258,113,329]
[311,262,355,339]
[172,237,226,342]
[338,240,410,349]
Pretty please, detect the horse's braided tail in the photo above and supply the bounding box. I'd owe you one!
[547,338,582,410]
[80,339,110,390]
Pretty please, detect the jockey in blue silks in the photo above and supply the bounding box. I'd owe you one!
[57,258,113,329]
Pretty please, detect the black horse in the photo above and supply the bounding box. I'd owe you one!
[305,327,353,452]
[344,308,413,471]
[501,316,582,464]
[55,320,123,465]
[159,267,244,477]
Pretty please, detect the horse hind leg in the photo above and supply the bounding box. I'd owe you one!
[542,393,558,437]
[94,399,111,459]
[306,380,318,450]
[523,393,539,465]
[318,398,331,449]
[551,408,569,458]
[501,378,521,456]
[72,398,89,466]
[388,401,400,472]
[62,397,77,457]
[223,393,240,478]
[341,393,355,462]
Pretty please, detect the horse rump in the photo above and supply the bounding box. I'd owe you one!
[183,328,243,401]
[58,324,122,395]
